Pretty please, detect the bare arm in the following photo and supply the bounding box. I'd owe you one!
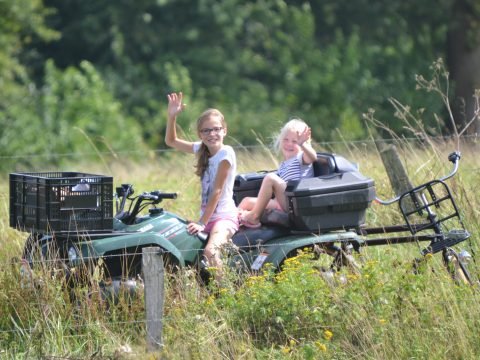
[298,127,317,164]
[165,92,195,153]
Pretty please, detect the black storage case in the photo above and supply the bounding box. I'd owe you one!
[10,172,114,233]
[233,171,271,206]
[233,153,346,206]
[285,171,375,232]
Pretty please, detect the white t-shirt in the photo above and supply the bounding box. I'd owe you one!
[193,143,237,221]
[277,151,313,182]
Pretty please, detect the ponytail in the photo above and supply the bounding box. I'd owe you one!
[195,143,210,177]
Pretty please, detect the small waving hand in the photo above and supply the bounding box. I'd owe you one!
[297,126,311,146]
[167,92,186,118]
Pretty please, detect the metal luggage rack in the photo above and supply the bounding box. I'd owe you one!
[398,179,470,255]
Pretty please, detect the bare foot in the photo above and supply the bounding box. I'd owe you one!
[239,211,261,228]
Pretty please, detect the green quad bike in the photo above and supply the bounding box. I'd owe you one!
[10,151,474,295]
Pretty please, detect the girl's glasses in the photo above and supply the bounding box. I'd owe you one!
[200,127,223,135]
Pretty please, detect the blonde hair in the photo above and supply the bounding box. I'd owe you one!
[195,108,226,177]
[273,118,309,153]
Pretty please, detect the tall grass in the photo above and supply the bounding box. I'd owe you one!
[0,139,479,359]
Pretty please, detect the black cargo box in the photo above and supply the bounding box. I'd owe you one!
[233,152,342,206]
[285,171,375,232]
[233,171,271,206]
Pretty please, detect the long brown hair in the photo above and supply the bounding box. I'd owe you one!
[195,108,226,177]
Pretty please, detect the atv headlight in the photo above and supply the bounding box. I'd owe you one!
[458,249,472,263]
[68,246,79,262]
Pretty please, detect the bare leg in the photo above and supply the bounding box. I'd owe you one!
[241,173,287,225]
[238,196,257,211]
[203,221,236,282]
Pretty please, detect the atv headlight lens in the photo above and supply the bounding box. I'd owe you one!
[459,249,472,263]
[68,246,78,262]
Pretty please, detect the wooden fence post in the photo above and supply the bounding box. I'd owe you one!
[142,246,165,352]
[376,141,420,212]
[376,141,414,196]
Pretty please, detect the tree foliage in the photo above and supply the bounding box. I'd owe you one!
[1,0,478,165]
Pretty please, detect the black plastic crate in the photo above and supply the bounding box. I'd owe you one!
[10,172,114,233]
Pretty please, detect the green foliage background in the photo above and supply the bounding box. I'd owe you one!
[3,0,478,172]
[1,1,479,357]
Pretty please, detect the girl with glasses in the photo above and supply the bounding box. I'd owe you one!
[165,92,239,281]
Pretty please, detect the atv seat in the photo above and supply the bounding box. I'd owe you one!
[312,152,359,177]
[313,153,336,176]
[232,226,291,251]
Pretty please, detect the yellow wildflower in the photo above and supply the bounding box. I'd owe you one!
[323,329,333,341]
[315,341,327,352]
[206,295,215,305]
[346,274,359,281]
[281,346,291,354]
[246,275,266,286]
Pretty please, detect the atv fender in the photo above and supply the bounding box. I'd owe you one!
[79,232,187,267]
[264,231,362,270]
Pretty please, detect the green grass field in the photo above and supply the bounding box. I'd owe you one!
[1,140,479,359]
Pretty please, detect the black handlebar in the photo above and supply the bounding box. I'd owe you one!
[441,151,461,182]
[115,184,178,224]
[448,151,461,163]
[150,191,177,200]
[141,194,159,201]
[140,191,178,202]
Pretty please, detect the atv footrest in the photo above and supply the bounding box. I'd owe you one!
[232,226,291,252]
[421,229,471,255]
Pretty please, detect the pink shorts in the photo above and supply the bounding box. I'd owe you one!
[204,215,239,235]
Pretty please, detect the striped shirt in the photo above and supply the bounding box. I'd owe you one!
[277,151,313,182]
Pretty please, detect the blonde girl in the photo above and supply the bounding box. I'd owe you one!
[238,118,317,228]
[165,92,239,275]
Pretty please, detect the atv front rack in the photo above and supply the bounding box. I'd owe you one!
[399,180,464,233]
[399,179,469,254]
[362,178,470,255]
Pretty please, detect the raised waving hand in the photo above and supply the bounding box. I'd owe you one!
[167,92,186,119]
